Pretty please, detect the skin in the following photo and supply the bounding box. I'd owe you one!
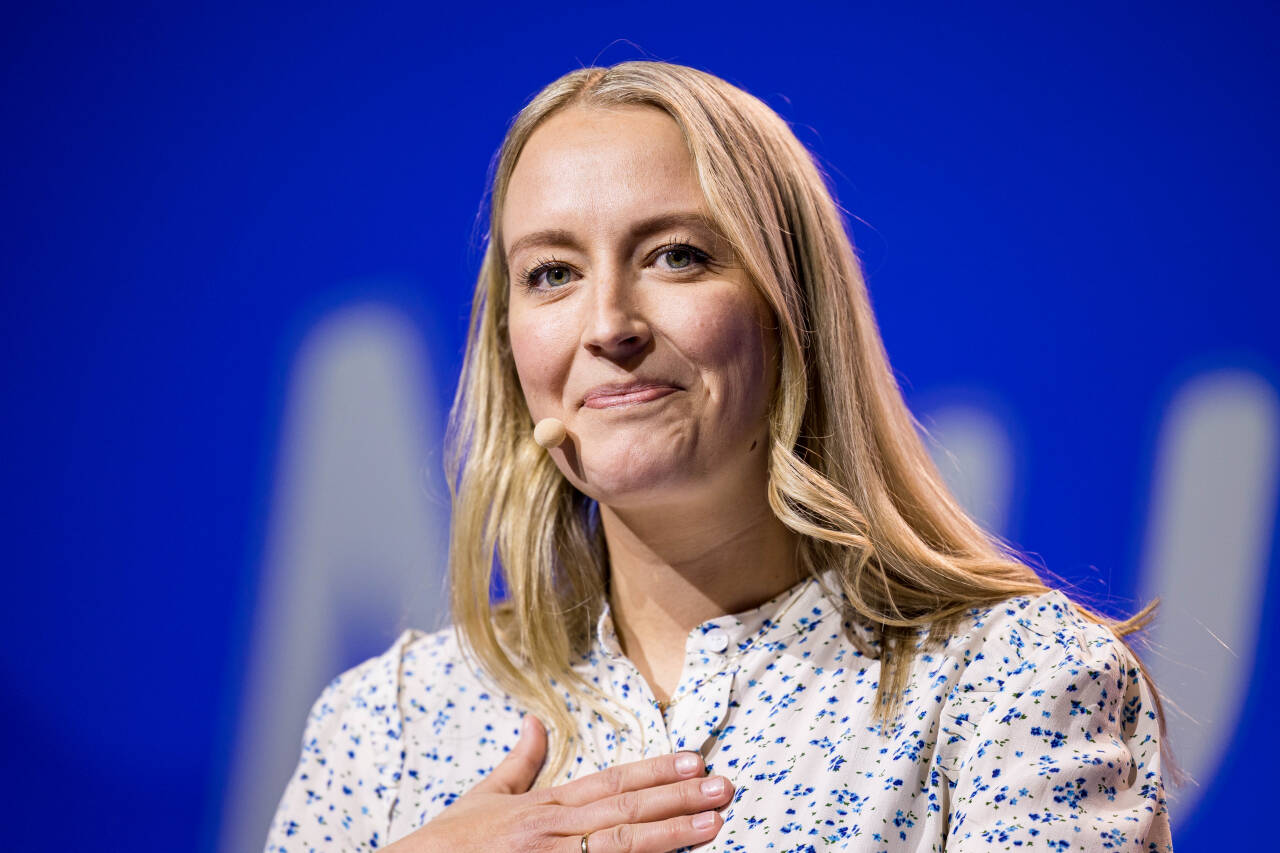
[387,104,799,852]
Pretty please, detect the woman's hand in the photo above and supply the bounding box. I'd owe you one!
[384,715,734,853]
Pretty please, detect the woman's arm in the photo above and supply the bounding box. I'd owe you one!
[937,595,1173,851]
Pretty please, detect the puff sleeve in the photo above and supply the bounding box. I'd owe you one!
[936,592,1173,851]
[264,629,419,852]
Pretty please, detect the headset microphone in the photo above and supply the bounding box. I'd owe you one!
[533,418,568,449]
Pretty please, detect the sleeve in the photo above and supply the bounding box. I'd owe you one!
[936,593,1174,851]
[264,630,419,852]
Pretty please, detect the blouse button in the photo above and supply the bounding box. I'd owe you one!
[704,629,731,653]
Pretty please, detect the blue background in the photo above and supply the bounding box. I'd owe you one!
[2,1,1275,849]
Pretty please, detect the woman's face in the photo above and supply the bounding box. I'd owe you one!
[502,105,776,510]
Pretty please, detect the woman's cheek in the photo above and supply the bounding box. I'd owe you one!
[683,295,768,403]
[508,311,573,416]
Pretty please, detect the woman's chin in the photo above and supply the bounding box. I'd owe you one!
[568,438,705,508]
[572,463,688,508]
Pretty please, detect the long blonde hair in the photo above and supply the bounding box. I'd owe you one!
[446,60,1165,785]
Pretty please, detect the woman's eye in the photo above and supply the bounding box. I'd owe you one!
[543,266,572,287]
[663,248,693,269]
[657,244,708,271]
[523,263,575,289]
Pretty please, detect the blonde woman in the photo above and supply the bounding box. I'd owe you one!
[266,61,1174,852]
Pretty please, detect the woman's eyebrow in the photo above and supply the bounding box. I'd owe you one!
[504,211,716,264]
[624,211,717,243]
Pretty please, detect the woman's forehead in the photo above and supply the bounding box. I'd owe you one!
[501,105,706,259]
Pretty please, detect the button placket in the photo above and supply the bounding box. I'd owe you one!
[667,665,737,754]
[612,659,670,756]
[586,573,840,761]
[665,622,738,754]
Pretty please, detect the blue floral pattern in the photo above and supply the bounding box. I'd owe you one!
[267,570,1173,850]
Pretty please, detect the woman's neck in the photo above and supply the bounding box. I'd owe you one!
[599,492,802,704]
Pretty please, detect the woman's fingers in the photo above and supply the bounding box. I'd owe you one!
[575,773,734,834]
[573,809,724,853]
[546,750,705,808]
[471,715,547,795]
[393,734,730,852]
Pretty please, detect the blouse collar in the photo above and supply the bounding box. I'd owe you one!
[592,567,850,661]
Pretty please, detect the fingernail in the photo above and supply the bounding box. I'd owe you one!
[674,752,700,775]
[692,811,716,830]
[700,777,725,797]
[518,716,531,742]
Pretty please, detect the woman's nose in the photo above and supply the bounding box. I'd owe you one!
[581,274,650,359]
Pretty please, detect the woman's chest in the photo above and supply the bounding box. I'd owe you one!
[391,644,961,851]
[591,648,957,851]
[702,707,951,852]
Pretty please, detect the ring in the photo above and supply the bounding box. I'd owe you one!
[580,832,590,852]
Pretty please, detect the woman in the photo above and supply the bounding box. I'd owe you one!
[266,61,1173,852]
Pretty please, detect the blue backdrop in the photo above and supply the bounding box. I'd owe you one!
[2,2,1276,850]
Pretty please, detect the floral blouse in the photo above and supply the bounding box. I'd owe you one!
[266,569,1173,851]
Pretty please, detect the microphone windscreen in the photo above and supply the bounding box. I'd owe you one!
[533,417,568,449]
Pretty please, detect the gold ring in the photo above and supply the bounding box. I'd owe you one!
[580,831,590,853]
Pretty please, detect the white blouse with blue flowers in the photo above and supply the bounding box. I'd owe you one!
[266,569,1173,851]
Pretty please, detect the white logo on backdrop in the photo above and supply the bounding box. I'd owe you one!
[1134,371,1278,805]
[218,304,450,853]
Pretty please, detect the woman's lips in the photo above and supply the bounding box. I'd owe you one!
[581,384,680,409]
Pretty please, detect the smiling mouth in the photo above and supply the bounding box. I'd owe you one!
[581,385,680,409]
